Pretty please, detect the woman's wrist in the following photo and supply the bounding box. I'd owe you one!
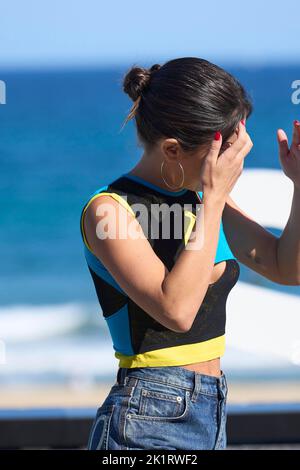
[201,190,226,212]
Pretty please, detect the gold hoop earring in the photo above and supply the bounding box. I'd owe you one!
[160,160,185,190]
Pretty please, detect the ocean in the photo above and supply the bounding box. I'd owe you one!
[1,64,300,386]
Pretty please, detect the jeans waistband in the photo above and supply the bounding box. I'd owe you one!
[116,365,228,398]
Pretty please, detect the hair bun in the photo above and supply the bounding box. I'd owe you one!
[149,63,161,74]
[123,63,161,102]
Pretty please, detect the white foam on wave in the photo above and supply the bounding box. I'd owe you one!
[0,302,102,342]
[226,281,300,368]
[230,168,294,229]
[0,338,117,379]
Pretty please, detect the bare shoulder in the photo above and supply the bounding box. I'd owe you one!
[83,193,145,248]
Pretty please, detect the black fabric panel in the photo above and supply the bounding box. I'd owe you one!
[88,266,127,318]
[128,259,240,354]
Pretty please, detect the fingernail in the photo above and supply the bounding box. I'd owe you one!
[241,119,245,126]
[294,120,300,126]
[214,131,221,141]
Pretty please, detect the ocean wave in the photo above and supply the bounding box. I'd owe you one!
[0,337,117,382]
[0,302,106,342]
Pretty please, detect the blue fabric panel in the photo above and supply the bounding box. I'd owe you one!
[105,304,134,355]
[198,191,236,263]
[84,245,126,294]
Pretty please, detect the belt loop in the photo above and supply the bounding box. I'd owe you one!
[191,372,201,402]
[117,368,138,393]
[218,372,227,400]
[117,367,128,385]
[222,373,228,398]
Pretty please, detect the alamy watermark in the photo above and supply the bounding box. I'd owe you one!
[0,80,6,104]
[291,80,300,105]
[93,197,205,251]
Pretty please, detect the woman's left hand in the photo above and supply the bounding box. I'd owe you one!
[277,120,300,189]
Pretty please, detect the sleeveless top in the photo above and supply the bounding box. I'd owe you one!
[80,172,240,368]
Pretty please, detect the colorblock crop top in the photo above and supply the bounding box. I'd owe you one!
[80,172,240,368]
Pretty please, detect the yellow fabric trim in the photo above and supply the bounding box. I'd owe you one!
[115,335,225,368]
[183,210,196,246]
[80,192,136,252]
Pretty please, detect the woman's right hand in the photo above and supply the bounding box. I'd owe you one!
[200,121,253,205]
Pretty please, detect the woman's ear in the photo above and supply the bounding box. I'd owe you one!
[160,138,182,163]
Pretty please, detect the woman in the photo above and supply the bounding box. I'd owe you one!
[80,57,300,450]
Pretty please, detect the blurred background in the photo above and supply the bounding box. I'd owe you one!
[0,0,300,449]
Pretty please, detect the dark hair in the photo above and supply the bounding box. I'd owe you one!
[121,57,253,152]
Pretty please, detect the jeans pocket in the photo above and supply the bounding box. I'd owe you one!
[87,404,115,450]
[128,380,191,421]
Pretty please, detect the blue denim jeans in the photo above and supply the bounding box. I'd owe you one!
[87,365,228,450]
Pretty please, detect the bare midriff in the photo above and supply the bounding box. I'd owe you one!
[178,260,226,378]
[180,358,221,377]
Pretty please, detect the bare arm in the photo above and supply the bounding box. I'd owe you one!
[276,184,300,284]
[222,191,300,285]
[222,194,281,283]
[276,121,300,284]
[223,117,300,285]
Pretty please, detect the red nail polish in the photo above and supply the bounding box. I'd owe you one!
[294,120,300,126]
[214,131,221,141]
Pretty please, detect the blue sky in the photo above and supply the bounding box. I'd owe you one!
[1,0,299,68]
